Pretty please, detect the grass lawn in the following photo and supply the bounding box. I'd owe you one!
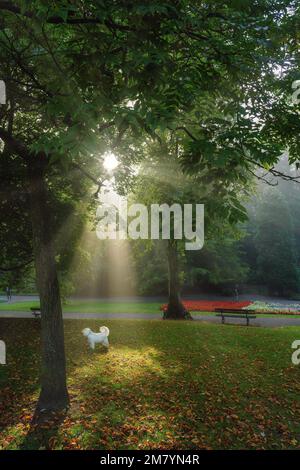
[0,300,163,314]
[1,318,300,450]
[1,299,300,318]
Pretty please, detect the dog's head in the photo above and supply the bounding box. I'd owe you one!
[82,327,91,337]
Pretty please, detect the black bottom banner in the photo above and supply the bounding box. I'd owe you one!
[0,449,297,466]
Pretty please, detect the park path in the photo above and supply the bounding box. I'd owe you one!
[1,310,300,328]
[2,293,300,304]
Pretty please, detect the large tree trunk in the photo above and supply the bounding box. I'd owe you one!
[163,240,192,320]
[28,158,69,412]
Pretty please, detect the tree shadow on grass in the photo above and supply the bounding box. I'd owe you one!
[0,318,109,448]
[19,408,68,450]
[2,317,300,449]
[0,318,42,443]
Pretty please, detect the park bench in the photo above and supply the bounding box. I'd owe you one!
[215,308,256,326]
[30,307,41,318]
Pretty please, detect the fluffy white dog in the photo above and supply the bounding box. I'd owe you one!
[82,326,110,350]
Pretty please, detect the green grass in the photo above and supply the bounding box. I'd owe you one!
[1,299,300,318]
[0,300,163,314]
[1,318,300,450]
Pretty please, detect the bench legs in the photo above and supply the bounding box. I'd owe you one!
[219,315,251,326]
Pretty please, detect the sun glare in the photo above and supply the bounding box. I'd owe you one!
[103,152,119,171]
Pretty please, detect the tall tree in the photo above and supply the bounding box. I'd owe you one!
[130,135,250,318]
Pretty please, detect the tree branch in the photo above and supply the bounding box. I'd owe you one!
[169,126,198,142]
[248,168,278,186]
[98,121,115,133]
[0,258,33,272]
[0,127,31,160]
[72,162,105,197]
[111,124,128,150]
[239,143,300,184]
[0,2,134,29]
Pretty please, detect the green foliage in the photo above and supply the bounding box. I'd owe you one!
[0,1,299,299]
[187,236,249,291]
[255,190,299,296]
[131,240,168,295]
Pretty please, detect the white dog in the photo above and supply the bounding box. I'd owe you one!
[82,326,110,350]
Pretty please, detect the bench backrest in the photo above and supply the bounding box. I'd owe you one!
[215,308,253,314]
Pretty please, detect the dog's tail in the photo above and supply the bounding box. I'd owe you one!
[99,326,109,336]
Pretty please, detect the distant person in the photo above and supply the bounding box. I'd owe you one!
[6,286,12,302]
[234,284,239,302]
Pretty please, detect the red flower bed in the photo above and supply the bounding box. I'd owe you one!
[160,300,252,312]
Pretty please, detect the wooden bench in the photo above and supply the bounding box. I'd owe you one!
[30,307,41,318]
[215,308,256,326]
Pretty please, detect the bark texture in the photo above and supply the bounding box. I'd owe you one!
[28,158,69,411]
[163,240,192,320]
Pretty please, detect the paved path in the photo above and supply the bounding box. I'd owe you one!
[1,310,300,328]
[2,294,300,304]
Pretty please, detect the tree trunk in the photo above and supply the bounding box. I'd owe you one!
[163,240,192,320]
[28,158,69,412]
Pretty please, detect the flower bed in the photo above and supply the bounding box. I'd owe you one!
[160,300,300,314]
[160,300,252,312]
[244,301,300,315]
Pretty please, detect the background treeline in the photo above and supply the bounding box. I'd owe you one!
[2,157,300,299]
